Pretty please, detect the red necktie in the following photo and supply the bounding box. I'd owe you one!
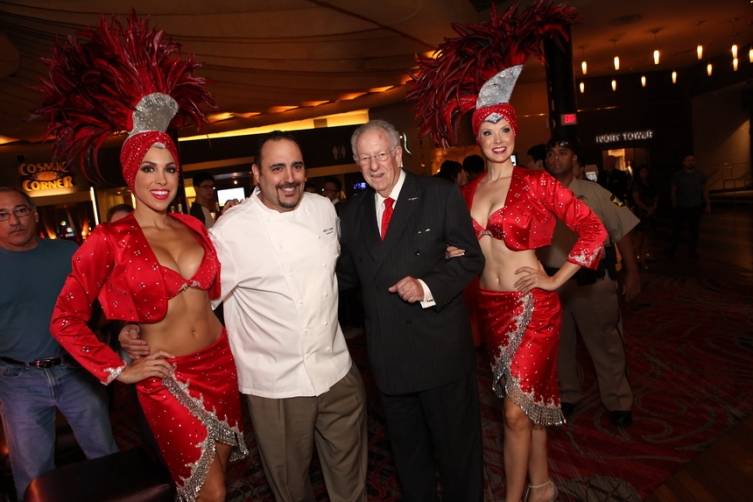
[380,197,394,240]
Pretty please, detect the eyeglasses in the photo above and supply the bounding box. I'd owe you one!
[0,205,33,222]
[355,147,396,166]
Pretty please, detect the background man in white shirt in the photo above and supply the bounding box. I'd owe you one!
[123,132,367,502]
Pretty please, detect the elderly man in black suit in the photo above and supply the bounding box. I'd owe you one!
[337,119,484,502]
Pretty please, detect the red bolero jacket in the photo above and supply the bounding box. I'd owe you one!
[462,167,607,269]
[50,213,220,384]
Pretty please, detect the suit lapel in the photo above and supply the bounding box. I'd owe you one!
[378,173,421,263]
[358,188,382,263]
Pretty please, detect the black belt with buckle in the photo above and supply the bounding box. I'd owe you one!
[0,356,65,368]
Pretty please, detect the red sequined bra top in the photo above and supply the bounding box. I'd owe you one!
[50,213,221,385]
[462,167,607,270]
[160,248,217,299]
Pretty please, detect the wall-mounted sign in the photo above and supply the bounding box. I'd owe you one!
[18,162,75,193]
[595,130,654,145]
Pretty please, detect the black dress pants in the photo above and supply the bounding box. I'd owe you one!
[380,370,483,502]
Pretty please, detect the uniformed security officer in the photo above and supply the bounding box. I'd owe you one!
[539,138,641,428]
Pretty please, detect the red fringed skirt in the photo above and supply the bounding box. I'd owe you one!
[477,288,565,426]
[136,331,248,501]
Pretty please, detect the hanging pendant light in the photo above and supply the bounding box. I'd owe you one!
[641,75,647,87]
[611,79,617,91]
[581,60,588,75]
[706,63,713,76]
[733,58,739,71]
[749,47,753,63]
[671,71,677,84]
[579,81,585,93]
[609,38,620,71]
[649,28,661,67]
[731,44,738,59]
[694,21,705,62]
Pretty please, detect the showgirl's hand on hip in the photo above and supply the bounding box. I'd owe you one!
[514,266,557,293]
[116,351,175,384]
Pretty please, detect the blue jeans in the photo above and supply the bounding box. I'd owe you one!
[0,361,118,499]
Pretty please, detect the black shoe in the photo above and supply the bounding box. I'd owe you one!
[561,402,576,418]
[609,410,633,428]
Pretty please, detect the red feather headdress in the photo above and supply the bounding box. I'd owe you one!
[36,14,215,185]
[407,0,576,146]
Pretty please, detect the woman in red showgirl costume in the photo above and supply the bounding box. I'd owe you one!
[409,3,607,501]
[41,16,247,501]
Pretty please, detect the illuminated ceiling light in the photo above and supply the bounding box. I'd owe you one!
[423,50,440,59]
[706,63,713,76]
[301,100,329,107]
[671,71,677,84]
[653,49,660,65]
[613,56,620,71]
[269,105,299,113]
[579,81,585,93]
[581,60,588,75]
[696,44,703,60]
[641,75,647,87]
[400,74,412,85]
[733,57,739,71]
[208,112,234,122]
[749,48,753,63]
[338,92,367,101]
[0,135,19,145]
[611,79,617,91]
[237,112,261,119]
[179,109,369,142]
[731,43,739,58]
[368,85,394,93]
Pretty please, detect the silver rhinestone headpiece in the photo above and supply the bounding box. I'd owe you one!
[475,65,523,109]
[128,92,179,138]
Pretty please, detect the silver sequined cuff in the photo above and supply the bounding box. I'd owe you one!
[104,364,127,385]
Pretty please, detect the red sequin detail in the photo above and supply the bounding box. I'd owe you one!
[120,131,180,188]
[472,103,518,137]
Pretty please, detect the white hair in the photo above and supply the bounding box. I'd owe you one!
[351,119,401,157]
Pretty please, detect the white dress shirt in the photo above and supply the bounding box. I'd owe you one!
[210,191,351,399]
[374,170,435,308]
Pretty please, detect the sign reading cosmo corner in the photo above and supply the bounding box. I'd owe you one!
[19,162,74,192]
[595,130,654,145]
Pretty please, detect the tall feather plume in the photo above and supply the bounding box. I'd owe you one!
[36,13,215,182]
[407,0,576,147]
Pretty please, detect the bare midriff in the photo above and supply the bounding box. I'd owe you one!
[140,287,223,357]
[478,237,544,292]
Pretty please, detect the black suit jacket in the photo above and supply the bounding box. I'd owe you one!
[189,202,206,225]
[338,172,484,394]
